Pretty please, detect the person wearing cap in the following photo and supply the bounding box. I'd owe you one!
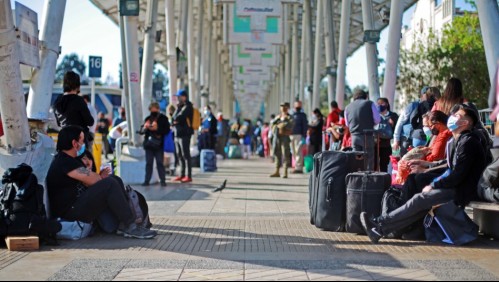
[172,90,194,183]
[392,86,430,155]
[361,104,487,244]
[270,103,294,178]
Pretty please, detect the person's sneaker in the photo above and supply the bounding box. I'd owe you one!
[160,182,167,187]
[172,176,183,182]
[360,212,382,244]
[181,177,192,183]
[121,224,157,239]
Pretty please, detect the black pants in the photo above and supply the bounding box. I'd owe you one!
[145,148,166,183]
[378,189,455,236]
[175,136,192,178]
[402,172,443,202]
[377,146,392,172]
[64,177,134,226]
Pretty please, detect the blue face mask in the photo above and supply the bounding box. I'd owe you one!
[423,127,432,138]
[447,115,460,132]
[77,143,86,157]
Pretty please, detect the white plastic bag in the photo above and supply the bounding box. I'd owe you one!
[56,220,93,240]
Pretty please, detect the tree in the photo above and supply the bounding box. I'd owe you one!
[55,53,88,84]
[397,13,490,109]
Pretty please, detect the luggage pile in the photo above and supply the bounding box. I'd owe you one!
[309,132,391,234]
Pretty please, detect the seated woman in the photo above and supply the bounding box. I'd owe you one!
[46,126,156,239]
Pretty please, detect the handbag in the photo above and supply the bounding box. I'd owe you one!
[163,131,175,153]
[56,220,93,240]
[424,202,479,246]
[144,135,163,150]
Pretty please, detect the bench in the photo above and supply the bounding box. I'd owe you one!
[469,201,499,239]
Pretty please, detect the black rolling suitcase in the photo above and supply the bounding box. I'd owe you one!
[309,132,366,231]
[345,130,391,234]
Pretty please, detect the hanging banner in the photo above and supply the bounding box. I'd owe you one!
[231,45,279,66]
[225,3,284,45]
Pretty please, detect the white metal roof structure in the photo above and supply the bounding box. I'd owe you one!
[88,0,417,119]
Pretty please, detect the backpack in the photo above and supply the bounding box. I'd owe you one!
[377,114,394,140]
[125,185,152,229]
[0,164,61,240]
[190,108,201,131]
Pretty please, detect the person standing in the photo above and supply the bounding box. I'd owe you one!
[172,90,194,183]
[216,113,230,158]
[142,103,170,187]
[261,122,271,158]
[375,98,399,172]
[345,90,381,170]
[199,106,218,150]
[97,112,111,159]
[53,71,95,146]
[270,103,294,179]
[308,109,324,156]
[113,107,127,127]
[291,101,308,174]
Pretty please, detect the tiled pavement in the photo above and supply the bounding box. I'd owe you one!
[0,158,498,281]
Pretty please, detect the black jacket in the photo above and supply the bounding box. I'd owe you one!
[173,101,194,138]
[206,113,218,135]
[433,130,487,206]
[144,114,170,146]
[292,111,308,137]
[53,94,94,131]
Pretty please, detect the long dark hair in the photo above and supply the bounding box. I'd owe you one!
[440,78,464,115]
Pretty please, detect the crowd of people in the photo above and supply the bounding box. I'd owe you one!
[43,70,499,243]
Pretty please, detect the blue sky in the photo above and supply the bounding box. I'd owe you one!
[12,0,475,88]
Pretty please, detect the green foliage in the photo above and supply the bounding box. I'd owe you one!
[397,13,490,109]
[55,53,87,84]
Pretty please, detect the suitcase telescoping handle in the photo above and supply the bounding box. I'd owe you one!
[362,129,381,172]
[326,177,333,203]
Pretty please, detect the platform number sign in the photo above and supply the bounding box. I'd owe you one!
[89,56,102,78]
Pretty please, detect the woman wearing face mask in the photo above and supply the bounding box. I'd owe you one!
[376,98,399,172]
[422,111,453,162]
[308,109,324,156]
[142,103,170,187]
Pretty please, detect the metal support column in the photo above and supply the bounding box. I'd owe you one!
[335,0,351,109]
[312,0,325,110]
[27,0,66,121]
[165,0,178,105]
[323,0,337,107]
[187,2,197,108]
[178,0,188,90]
[140,0,158,120]
[477,0,499,86]
[299,3,308,103]
[123,16,143,147]
[119,15,132,140]
[0,0,31,152]
[290,5,300,102]
[382,0,404,106]
[195,0,205,108]
[361,0,380,101]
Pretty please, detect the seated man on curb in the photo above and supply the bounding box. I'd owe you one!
[47,125,157,239]
[361,104,487,244]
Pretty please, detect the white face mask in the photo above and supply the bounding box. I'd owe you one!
[423,127,432,138]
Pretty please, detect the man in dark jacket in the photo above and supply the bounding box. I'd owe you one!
[199,106,218,150]
[291,101,308,173]
[172,90,194,183]
[361,104,487,244]
[345,90,381,170]
[53,71,94,145]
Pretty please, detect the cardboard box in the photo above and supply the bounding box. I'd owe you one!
[5,236,39,251]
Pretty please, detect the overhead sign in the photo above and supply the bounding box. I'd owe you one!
[231,45,278,66]
[15,2,40,68]
[225,3,284,45]
[88,56,102,78]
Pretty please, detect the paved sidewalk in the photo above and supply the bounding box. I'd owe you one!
[0,158,498,281]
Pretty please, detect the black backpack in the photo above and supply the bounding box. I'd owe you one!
[0,164,60,240]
